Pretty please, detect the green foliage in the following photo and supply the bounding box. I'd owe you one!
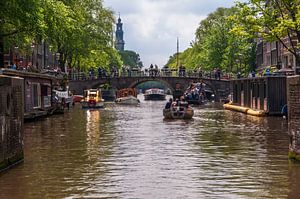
[0,0,122,70]
[165,7,256,74]
[0,0,43,51]
[232,0,300,66]
[118,50,143,68]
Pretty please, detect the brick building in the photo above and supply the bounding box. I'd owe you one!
[256,37,299,75]
[3,42,56,70]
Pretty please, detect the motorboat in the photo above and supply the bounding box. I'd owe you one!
[81,89,104,108]
[184,82,209,105]
[115,88,140,105]
[73,95,83,103]
[144,88,166,100]
[163,104,194,119]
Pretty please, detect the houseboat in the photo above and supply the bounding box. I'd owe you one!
[0,68,59,119]
[81,89,104,108]
[115,88,140,105]
[144,88,166,100]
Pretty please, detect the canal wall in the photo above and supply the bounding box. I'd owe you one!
[0,75,24,171]
[230,77,286,115]
[287,76,300,162]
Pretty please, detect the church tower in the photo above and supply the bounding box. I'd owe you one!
[115,16,125,51]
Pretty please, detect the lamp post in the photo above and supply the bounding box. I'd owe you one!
[14,46,19,69]
[31,44,35,69]
[55,52,60,70]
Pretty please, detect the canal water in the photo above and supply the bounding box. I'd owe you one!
[1,95,300,199]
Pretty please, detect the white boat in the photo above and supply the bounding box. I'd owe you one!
[81,89,104,108]
[115,88,140,105]
[144,88,166,100]
[115,95,140,105]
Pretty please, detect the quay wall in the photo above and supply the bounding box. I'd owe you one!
[0,75,24,171]
[287,76,300,162]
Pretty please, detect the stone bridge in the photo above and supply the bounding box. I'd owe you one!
[69,76,230,101]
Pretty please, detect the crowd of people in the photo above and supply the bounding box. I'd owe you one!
[164,96,189,110]
[183,82,205,103]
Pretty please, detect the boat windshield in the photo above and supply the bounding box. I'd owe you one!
[89,94,97,97]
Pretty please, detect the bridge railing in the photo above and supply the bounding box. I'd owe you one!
[68,69,233,80]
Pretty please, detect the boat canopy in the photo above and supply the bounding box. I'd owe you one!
[83,89,102,101]
[116,88,137,98]
[145,88,165,95]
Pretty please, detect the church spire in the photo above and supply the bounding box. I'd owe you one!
[115,14,125,51]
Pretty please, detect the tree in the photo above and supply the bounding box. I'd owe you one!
[0,0,120,71]
[0,0,44,67]
[165,7,255,74]
[232,0,300,71]
[118,50,143,68]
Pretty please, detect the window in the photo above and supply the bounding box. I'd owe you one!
[271,41,277,50]
[41,85,51,107]
[289,55,294,67]
[32,83,41,108]
[266,55,271,66]
[266,43,271,52]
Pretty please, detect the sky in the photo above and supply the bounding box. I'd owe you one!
[103,0,241,68]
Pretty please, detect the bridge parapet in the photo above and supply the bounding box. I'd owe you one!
[69,76,230,101]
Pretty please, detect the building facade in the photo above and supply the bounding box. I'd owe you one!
[3,42,56,70]
[115,17,125,51]
[256,36,299,74]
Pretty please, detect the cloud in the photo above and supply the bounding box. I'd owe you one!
[103,0,240,67]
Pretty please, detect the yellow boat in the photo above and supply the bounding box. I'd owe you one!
[81,89,104,108]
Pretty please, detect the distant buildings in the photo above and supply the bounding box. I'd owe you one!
[3,42,57,71]
[115,16,125,51]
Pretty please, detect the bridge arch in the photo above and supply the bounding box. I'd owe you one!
[127,78,175,92]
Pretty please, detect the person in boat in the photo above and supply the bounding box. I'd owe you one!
[180,96,189,108]
[173,98,180,106]
[165,98,173,109]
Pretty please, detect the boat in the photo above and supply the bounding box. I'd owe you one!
[184,82,206,105]
[115,88,140,105]
[144,88,166,100]
[81,89,104,108]
[163,105,194,119]
[73,95,83,103]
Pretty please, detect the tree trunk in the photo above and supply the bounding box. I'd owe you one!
[0,36,4,68]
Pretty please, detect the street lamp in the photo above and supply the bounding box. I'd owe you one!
[14,46,19,69]
[55,52,60,70]
[31,44,35,68]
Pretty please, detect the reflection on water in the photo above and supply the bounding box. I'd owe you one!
[0,95,300,199]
